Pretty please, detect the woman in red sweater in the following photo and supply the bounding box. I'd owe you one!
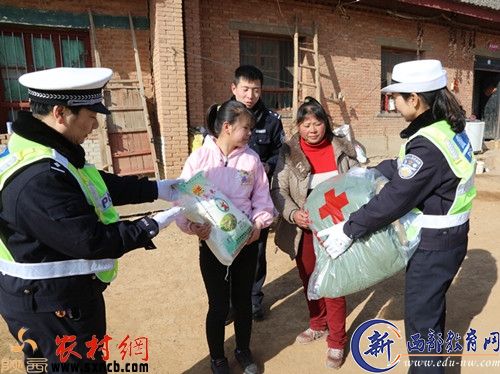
[271,97,358,368]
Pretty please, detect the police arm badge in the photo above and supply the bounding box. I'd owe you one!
[398,154,423,179]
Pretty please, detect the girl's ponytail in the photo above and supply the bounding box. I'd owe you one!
[205,104,219,137]
[205,101,254,138]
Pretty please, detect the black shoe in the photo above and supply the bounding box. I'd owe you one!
[211,357,230,374]
[234,349,259,374]
[252,306,264,322]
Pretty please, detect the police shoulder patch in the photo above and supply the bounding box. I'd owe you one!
[269,110,281,119]
[398,154,423,179]
[49,160,67,174]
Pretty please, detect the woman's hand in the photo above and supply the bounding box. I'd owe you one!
[189,222,211,241]
[293,209,311,229]
[246,227,261,245]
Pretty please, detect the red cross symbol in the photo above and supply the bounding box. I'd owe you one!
[318,188,349,224]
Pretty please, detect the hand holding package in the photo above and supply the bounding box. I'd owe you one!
[317,221,353,259]
[305,167,421,299]
[177,172,253,265]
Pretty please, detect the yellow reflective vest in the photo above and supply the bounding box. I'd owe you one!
[398,120,476,230]
[0,133,119,282]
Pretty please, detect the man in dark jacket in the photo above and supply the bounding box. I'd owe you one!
[0,67,183,373]
[230,65,284,320]
[483,82,499,140]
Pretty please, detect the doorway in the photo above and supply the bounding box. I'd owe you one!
[473,56,500,140]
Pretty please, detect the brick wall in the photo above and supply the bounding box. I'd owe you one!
[184,0,205,129]
[2,0,499,170]
[150,0,189,177]
[186,0,499,158]
[1,0,155,170]
[82,132,103,168]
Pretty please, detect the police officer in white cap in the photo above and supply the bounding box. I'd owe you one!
[0,67,183,372]
[318,60,476,373]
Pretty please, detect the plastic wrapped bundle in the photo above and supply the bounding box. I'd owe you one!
[304,167,420,299]
[178,171,253,265]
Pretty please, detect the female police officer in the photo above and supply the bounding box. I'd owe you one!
[0,67,183,373]
[318,60,476,373]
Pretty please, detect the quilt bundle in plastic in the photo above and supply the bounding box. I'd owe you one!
[177,171,253,265]
[304,167,420,299]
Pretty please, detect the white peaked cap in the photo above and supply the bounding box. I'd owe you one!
[19,67,113,114]
[381,59,447,94]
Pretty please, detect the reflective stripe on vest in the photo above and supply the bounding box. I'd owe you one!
[0,258,115,280]
[398,120,476,229]
[0,133,119,281]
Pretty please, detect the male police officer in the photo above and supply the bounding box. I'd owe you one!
[230,65,284,320]
[0,67,182,373]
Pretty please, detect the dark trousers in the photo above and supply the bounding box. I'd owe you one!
[200,241,259,359]
[405,244,467,374]
[251,227,269,309]
[296,230,347,349]
[1,295,107,374]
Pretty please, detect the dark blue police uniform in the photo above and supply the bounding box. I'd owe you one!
[239,97,284,316]
[343,110,468,373]
[0,113,160,373]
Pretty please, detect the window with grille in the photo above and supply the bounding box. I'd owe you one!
[0,25,91,130]
[380,47,420,113]
[240,34,293,110]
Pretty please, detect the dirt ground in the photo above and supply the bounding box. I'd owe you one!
[1,145,500,374]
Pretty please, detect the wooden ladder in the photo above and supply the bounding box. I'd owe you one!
[292,20,320,122]
[87,10,160,179]
[126,12,160,179]
[88,9,113,173]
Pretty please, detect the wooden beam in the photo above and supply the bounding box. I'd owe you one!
[292,17,299,123]
[299,64,317,70]
[396,0,500,23]
[107,106,144,112]
[299,47,315,53]
[128,13,160,179]
[88,9,114,173]
[313,22,320,101]
[299,81,317,88]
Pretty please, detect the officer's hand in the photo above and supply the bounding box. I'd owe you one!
[189,222,211,241]
[317,221,353,260]
[156,179,184,202]
[246,226,261,245]
[152,207,184,230]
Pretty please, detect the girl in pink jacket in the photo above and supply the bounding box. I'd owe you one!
[176,100,274,374]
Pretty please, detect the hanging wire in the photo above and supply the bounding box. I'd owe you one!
[168,40,384,112]
[124,12,401,126]
[275,0,294,39]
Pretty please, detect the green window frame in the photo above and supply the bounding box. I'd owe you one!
[0,25,91,130]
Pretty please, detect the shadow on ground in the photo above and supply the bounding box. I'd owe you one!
[183,248,496,373]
